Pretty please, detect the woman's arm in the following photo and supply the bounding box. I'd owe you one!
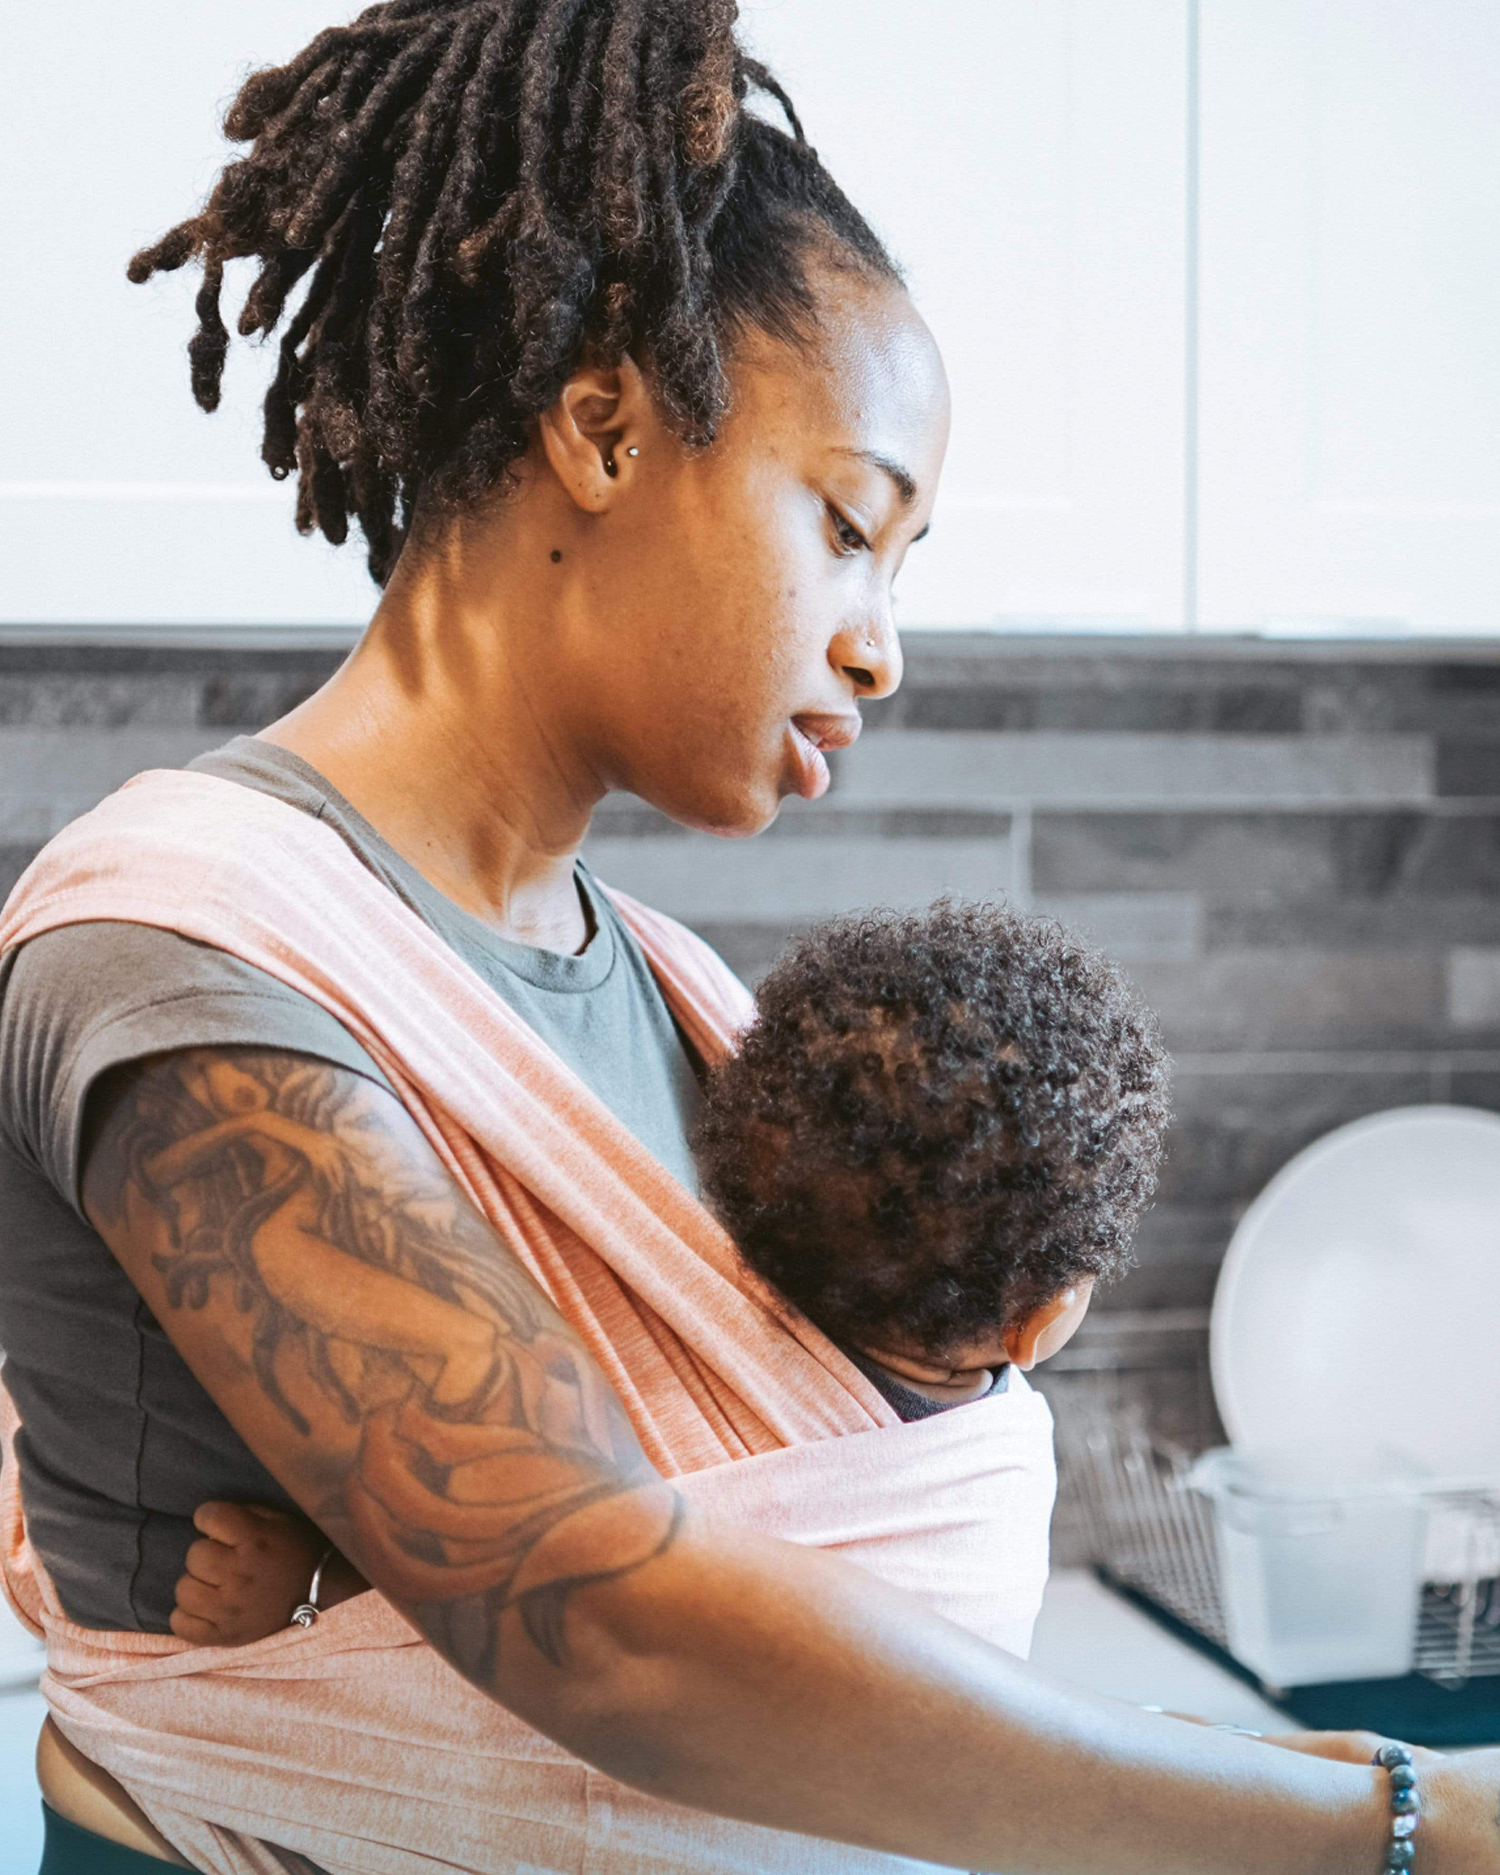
[81,1045,1499,1875]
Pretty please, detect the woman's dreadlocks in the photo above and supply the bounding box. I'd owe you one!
[128,0,900,583]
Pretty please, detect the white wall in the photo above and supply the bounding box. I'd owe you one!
[1,1,1495,632]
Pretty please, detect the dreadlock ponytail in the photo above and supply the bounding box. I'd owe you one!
[130,0,899,585]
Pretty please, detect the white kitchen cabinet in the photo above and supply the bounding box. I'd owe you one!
[1,0,1193,631]
[743,0,1191,631]
[0,2,378,626]
[2,3,1494,634]
[1196,0,1500,634]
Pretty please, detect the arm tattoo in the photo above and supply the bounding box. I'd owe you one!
[83,1049,682,1679]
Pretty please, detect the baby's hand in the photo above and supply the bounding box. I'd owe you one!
[171,1501,333,1647]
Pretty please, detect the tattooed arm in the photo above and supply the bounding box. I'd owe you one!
[80,1047,1500,1875]
[83,1047,682,1697]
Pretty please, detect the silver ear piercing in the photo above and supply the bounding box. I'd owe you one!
[626,446,639,457]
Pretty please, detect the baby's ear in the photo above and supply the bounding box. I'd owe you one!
[1000,1286,1084,1371]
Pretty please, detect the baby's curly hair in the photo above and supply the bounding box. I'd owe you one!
[695,900,1172,1358]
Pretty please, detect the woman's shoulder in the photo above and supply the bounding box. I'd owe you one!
[0,919,392,1210]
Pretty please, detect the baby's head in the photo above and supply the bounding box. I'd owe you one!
[695,900,1171,1394]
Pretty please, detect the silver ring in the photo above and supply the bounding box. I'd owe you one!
[290,1545,335,1630]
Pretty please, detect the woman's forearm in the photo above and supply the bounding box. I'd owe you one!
[490,1513,1398,1875]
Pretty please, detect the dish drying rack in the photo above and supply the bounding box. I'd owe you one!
[1063,1414,1500,1692]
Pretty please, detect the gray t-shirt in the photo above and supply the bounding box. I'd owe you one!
[0,738,705,1630]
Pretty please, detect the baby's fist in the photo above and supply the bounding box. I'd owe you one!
[170,1501,325,1647]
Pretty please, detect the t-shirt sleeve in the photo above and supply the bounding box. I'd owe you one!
[0,921,394,1219]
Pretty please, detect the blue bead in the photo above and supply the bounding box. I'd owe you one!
[1377,1743,1415,1769]
[1391,1790,1419,1814]
[1387,1764,1417,1793]
[1385,1844,1415,1871]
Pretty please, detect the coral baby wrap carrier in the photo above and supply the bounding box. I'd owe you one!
[0,769,1056,1875]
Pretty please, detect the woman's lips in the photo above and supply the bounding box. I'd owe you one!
[786,720,831,799]
[785,714,859,800]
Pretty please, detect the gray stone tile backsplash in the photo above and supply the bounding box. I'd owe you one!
[5,630,1498,1560]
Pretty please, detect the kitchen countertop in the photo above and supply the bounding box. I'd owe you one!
[1029,1569,1289,1731]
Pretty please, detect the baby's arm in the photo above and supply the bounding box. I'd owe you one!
[171,1501,367,1646]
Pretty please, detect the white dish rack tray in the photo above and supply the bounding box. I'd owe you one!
[1062,1413,1500,1690]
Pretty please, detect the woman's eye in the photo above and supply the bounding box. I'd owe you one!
[826,505,870,557]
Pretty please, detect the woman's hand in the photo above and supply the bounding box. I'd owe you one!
[1259,1729,1441,1768]
[1422,1750,1500,1875]
[1263,1737,1500,1875]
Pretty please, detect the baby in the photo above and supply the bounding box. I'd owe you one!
[169,898,1171,1644]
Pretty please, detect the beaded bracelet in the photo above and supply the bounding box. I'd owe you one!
[1372,1743,1420,1872]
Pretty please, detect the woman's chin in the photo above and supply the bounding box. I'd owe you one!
[645,777,784,840]
[693,801,782,841]
[615,730,799,838]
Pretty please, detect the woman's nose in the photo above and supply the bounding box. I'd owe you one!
[831,610,903,701]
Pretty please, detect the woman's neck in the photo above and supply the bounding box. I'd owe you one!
[260,546,604,953]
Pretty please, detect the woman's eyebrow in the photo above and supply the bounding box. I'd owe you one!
[836,446,918,508]
[834,447,930,540]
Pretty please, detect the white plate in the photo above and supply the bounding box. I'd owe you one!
[1211,1106,1500,1491]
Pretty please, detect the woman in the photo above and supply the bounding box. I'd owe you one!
[1,1,1497,1870]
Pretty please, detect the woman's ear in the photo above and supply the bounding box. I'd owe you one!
[536,355,652,513]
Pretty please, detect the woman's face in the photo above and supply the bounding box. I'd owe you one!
[568,272,950,836]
